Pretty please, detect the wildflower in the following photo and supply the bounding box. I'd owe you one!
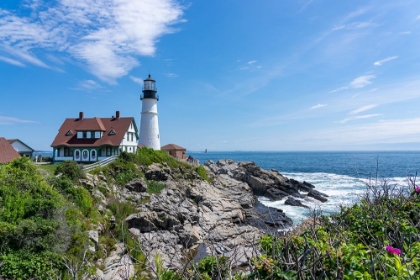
[415,186,420,193]
[386,245,401,256]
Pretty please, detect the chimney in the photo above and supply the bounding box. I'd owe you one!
[116,111,120,119]
[79,112,84,120]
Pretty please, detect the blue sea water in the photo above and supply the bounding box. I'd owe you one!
[188,151,420,226]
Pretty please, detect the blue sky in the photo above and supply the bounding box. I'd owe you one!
[1,0,420,152]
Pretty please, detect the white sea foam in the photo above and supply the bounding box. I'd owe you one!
[259,172,413,227]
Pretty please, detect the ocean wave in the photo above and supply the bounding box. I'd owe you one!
[260,172,414,227]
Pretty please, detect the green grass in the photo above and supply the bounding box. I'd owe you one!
[36,163,58,178]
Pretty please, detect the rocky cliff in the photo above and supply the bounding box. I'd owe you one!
[86,159,328,277]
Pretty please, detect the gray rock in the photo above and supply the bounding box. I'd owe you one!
[88,230,99,246]
[125,178,147,192]
[308,190,328,202]
[285,197,310,208]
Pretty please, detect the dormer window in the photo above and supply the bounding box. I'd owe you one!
[109,130,116,135]
[65,130,73,136]
[83,132,87,138]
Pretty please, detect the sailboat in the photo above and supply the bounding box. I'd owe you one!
[204,149,207,153]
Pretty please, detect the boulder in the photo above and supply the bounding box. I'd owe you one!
[125,178,147,192]
[145,163,169,181]
[103,243,134,280]
[308,190,328,202]
[285,197,310,208]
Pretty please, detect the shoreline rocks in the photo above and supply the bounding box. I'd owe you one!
[123,159,328,270]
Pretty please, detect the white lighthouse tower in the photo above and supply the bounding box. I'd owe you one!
[138,74,161,150]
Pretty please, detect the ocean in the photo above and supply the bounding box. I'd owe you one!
[188,151,420,226]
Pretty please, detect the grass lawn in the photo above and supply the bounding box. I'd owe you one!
[36,163,58,178]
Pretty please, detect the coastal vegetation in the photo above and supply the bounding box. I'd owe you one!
[0,148,419,279]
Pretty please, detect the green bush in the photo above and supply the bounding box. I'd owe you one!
[250,181,420,279]
[0,157,95,279]
[51,177,94,217]
[147,181,166,194]
[55,160,85,182]
[0,251,63,279]
[101,158,141,186]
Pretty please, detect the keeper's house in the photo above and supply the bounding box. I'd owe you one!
[51,111,138,163]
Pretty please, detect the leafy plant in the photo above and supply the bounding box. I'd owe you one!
[147,181,166,194]
[55,160,85,182]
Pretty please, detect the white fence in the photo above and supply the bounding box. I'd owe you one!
[82,155,117,172]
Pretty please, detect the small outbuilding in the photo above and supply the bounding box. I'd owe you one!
[161,143,186,160]
[0,137,21,164]
[7,139,34,158]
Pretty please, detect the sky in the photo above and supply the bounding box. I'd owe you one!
[1,0,420,152]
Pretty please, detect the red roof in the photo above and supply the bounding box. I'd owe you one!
[0,137,21,163]
[161,143,186,151]
[51,113,136,148]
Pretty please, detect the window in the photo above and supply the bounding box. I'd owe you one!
[75,150,80,160]
[106,147,111,156]
[91,131,95,138]
[91,150,96,160]
[83,131,87,138]
[109,130,116,136]
[65,130,73,136]
[82,150,88,159]
[64,147,73,156]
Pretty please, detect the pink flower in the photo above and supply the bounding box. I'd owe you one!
[415,186,420,193]
[386,245,401,256]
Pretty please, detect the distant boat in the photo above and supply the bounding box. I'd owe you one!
[205,149,207,153]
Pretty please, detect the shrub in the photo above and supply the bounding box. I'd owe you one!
[0,251,63,279]
[55,160,85,182]
[250,179,420,279]
[147,181,166,194]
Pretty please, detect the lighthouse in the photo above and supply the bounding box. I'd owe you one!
[138,74,161,150]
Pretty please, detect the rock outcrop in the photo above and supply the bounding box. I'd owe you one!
[122,159,328,270]
[80,159,329,274]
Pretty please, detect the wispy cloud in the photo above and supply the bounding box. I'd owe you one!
[350,104,377,115]
[0,116,38,125]
[332,21,376,31]
[311,103,327,109]
[78,80,102,90]
[0,55,25,67]
[248,60,257,64]
[374,56,398,66]
[299,0,314,12]
[350,75,375,88]
[400,31,411,35]
[130,76,143,85]
[0,0,185,83]
[330,86,349,93]
[416,14,420,21]
[330,75,375,93]
[166,73,178,78]
[336,113,381,124]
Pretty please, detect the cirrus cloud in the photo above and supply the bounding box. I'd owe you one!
[0,0,185,83]
[374,56,398,66]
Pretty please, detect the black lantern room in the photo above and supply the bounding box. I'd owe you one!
[141,74,158,100]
